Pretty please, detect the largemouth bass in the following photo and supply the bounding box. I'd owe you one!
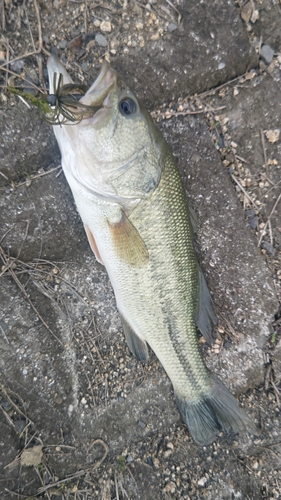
[47,55,253,445]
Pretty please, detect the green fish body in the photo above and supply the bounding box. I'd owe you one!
[47,56,252,445]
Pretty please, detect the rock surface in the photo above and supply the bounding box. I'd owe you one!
[0,0,281,498]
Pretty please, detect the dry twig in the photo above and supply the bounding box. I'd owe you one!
[258,192,281,247]
[230,173,260,211]
[37,439,109,494]
[0,245,63,345]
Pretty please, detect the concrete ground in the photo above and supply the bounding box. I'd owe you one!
[0,0,281,498]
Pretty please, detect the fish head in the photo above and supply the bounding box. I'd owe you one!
[47,56,165,207]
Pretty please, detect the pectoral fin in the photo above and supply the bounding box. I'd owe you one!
[108,211,149,267]
[119,313,149,363]
[196,267,218,345]
[84,224,104,265]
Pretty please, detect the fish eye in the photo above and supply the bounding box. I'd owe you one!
[119,97,137,116]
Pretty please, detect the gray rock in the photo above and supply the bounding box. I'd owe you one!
[58,40,68,49]
[95,33,108,47]
[248,215,259,230]
[260,44,275,64]
[261,241,276,256]
[168,23,178,32]
[10,60,25,73]
[14,419,26,432]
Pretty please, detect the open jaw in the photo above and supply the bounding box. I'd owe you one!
[47,56,117,123]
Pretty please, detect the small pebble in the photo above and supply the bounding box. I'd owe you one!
[261,241,275,256]
[164,481,176,493]
[164,449,172,458]
[245,209,255,218]
[168,23,178,32]
[260,44,275,65]
[14,419,26,432]
[58,40,68,49]
[138,420,146,428]
[95,33,108,47]
[10,60,25,73]
[0,398,13,411]
[248,215,259,230]
[198,476,208,487]
[100,21,112,33]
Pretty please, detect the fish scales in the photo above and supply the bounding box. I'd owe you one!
[126,149,210,397]
[47,56,254,445]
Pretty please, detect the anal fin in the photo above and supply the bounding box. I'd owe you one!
[119,313,149,363]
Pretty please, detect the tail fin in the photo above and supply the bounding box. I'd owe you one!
[175,375,255,446]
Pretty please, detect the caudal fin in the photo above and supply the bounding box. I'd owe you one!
[175,375,255,446]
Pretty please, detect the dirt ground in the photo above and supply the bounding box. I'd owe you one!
[0,1,281,499]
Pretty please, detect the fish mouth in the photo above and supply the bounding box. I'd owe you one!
[80,60,117,108]
[47,55,117,123]
[47,55,74,92]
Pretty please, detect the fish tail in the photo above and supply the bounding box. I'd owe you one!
[175,375,255,446]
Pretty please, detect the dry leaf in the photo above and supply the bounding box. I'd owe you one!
[251,9,259,23]
[265,130,280,143]
[245,71,256,80]
[241,2,253,23]
[21,445,43,467]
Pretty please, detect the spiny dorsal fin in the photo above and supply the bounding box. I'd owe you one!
[107,211,149,267]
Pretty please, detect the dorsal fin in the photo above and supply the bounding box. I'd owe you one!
[196,267,217,344]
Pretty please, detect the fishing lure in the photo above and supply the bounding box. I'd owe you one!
[7,71,97,125]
